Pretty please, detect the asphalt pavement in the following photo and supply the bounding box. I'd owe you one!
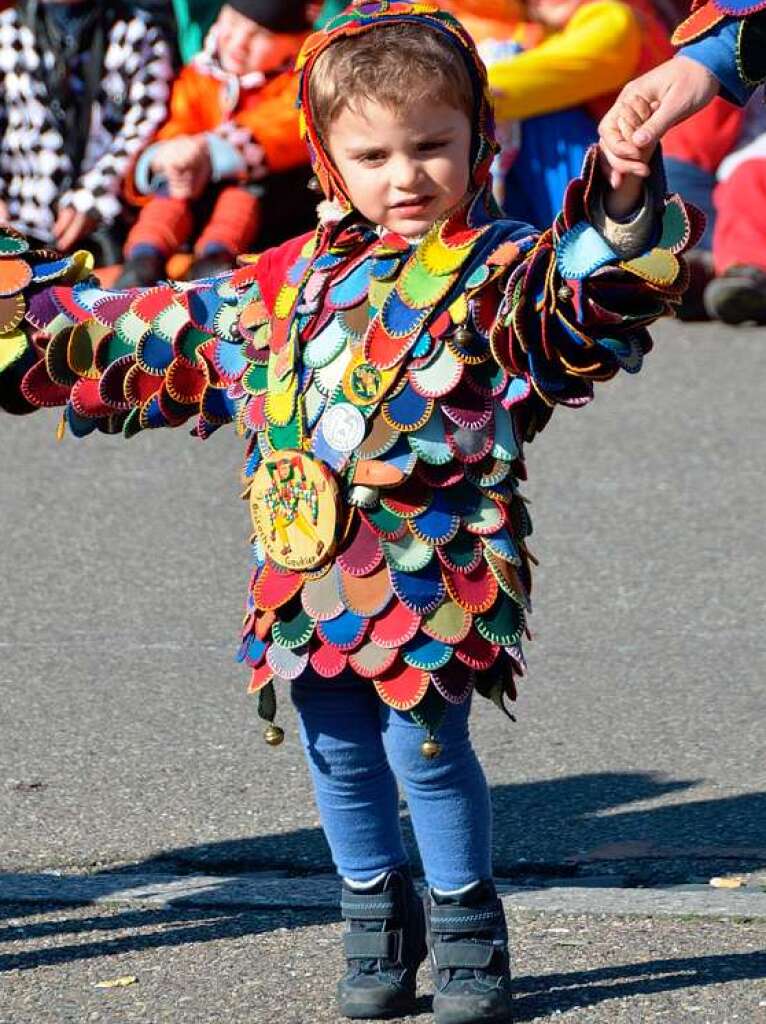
[1,316,765,1022]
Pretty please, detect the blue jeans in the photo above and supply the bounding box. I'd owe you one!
[290,671,493,891]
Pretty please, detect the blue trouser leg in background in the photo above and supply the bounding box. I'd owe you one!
[291,671,493,891]
[664,157,717,251]
[502,107,598,229]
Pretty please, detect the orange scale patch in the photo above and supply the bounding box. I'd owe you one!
[339,564,393,618]
[374,661,429,711]
[0,258,32,297]
[253,563,304,611]
[248,661,274,694]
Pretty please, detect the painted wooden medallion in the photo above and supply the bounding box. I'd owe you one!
[250,450,339,571]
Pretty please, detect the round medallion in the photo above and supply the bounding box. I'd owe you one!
[343,357,385,405]
[250,449,339,571]
[322,402,367,453]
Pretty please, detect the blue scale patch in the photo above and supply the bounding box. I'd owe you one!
[32,257,72,282]
[187,287,222,331]
[556,222,618,280]
[378,436,418,476]
[142,394,167,429]
[402,634,453,670]
[328,259,373,309]
[318,609,368,649]
[483,528,521,565]
[411,331,433,359]
[390,559,445,615]
[384,382,430,431]
[202,387,236,423]
[64,405,96,437]
[243,444,261,478]
[138,332,173,373]
[214,339,248,379]
[370,257,402,280]
[596,335,643,373]
[411,490,460,546]
[381,289,428,337]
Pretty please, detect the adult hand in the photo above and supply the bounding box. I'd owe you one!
[599,57,720,186]
[53,206,99,251]
[0,199,9,223]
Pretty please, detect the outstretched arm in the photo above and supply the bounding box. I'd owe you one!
[0,231,268,441]
[487,145,699,440]
[599,5,766,184]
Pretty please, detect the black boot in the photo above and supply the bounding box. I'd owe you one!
[337,868,427,1019]
[428,880,513,1024]
[114,251,167,289]
[704,265,766,325]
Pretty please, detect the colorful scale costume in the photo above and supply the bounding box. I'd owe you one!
[0,2,701,747]
[673,0,766,90]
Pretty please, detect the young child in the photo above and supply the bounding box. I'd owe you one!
[117,1,315,287]
[0,3,696,1020]
[0,0,174,262]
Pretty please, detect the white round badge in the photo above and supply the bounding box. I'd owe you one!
[322,402,367,453]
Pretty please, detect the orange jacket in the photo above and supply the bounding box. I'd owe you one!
[153,62,307,175]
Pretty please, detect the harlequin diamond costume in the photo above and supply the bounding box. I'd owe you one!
[0,4,700,1019]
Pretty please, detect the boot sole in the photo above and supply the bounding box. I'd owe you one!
[337,986,418,1019]
[433,990,513,1024]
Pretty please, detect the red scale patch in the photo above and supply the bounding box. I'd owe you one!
[369,600,421,649]
[254,563,304,611]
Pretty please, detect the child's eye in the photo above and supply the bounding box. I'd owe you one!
[358,151,386,164]
[418,140,448,153]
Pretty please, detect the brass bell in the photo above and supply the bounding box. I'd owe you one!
[452,325,475,346]
[421,737,442,760]
[264,724,285,747]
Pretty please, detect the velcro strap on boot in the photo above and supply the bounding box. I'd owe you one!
[429,903,503,934]
[341,890,398,920]
[343,929,403,962]
[432,939,496,971]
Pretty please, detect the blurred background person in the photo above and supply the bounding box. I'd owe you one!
[117,0,315,286]
[0,0,174,262]
[442,0,673,227]
[665,97,766,324]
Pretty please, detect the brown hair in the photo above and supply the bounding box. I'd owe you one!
[308,22,475,140]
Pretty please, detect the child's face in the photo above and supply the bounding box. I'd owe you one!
[217,5,304,76]
[326,98,472,238]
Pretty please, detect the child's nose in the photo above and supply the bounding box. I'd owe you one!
[391,157,421,190]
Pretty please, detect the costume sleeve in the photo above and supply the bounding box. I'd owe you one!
[487,0,642,121]
[58,19,173,227]
[489,146,701,438]
[0,229,304,440]
[677,17,765,106]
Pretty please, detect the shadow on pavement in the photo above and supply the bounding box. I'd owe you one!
[1,770,764,989]
[121,770,766,878]
[513,949,766,1020]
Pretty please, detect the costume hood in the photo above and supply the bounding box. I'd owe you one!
[295,1,499,214]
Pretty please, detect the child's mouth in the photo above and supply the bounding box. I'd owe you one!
[390,196,433,216]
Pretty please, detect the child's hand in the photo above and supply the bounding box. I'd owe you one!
[599,93,657,221]
[153,136,212,200]
[0,199,9,223]
[53,206,98,252]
